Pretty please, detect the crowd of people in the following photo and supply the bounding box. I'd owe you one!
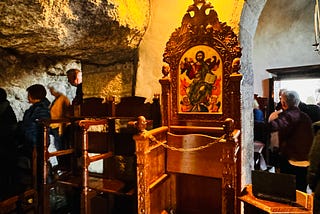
[254,88,320,213]
[0,68,82,201]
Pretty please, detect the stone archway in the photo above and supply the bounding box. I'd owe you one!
[239,0,267,186]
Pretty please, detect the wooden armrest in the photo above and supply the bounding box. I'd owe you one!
[89,152,113,163]
[57,175,82,188]
[48,148,74,157]
[170,125,224,133]
[78,119,108,129]
[57,175,127,196]
[88,177,125,194]
[296,190,313,211]
[38,118,71,126]
[0,195,19,212]
[124,188,135,196]
[149,174,169,191]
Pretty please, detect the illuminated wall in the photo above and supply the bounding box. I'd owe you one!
[136,0,244,100]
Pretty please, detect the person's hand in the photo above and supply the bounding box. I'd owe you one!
[268,110,282,122]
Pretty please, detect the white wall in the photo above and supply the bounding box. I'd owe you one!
[253,0,319,97]
[135,0,189,101]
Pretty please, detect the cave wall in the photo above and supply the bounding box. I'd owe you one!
[0,48,137,120]
[0,0,150,120]
[82,62,135,100]
[0,0,150,64]
[0,49,80,120]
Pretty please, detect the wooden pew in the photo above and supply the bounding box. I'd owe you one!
[41,96,161,213]
[41,118,76,213]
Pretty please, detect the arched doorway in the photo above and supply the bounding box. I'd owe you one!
[239,0,267,188]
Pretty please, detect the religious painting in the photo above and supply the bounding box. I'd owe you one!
[160,0,242,125]
[178,45,223,114]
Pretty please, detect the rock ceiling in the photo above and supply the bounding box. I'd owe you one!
[0,0,150,65]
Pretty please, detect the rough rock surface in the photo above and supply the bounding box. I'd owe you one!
[0,0,150,65]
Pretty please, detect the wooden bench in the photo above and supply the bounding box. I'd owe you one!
[239,185,313,213]
[41,96,161,213]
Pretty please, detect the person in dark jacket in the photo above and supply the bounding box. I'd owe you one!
[16,84,50,190]
[0,88,17,153]
[307,121,320,214]
[0,88,17,142]
[298,101,320,123]
[0,88,18,199]
[268,90,313,192]
[19,84,51,149]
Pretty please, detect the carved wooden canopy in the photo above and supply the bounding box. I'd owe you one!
[160,0,242,128]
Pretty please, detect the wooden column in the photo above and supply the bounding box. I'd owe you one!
[159,77,171,127]
[230,72,242,129]
[133,132,150,214]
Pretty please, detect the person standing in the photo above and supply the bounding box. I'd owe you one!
[307,121,320,213]
[16,84,50,190]
[0,88,17,151]
[19,84,51,150]
[268,90,313,192]
[275,88,287,111]
[253,98,264,122]
[0,88,18,199]
[48,82,71,150]
[298,101,320,123]
[66,68,83,105]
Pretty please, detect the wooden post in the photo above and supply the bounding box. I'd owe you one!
[159,77,171,127]
[230,73,242,129]
[134,132,150,214]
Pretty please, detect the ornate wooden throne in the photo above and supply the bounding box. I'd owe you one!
[134,0,242,213]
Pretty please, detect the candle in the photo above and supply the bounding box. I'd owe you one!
[317,0,320,39]
[315,1,319,43]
